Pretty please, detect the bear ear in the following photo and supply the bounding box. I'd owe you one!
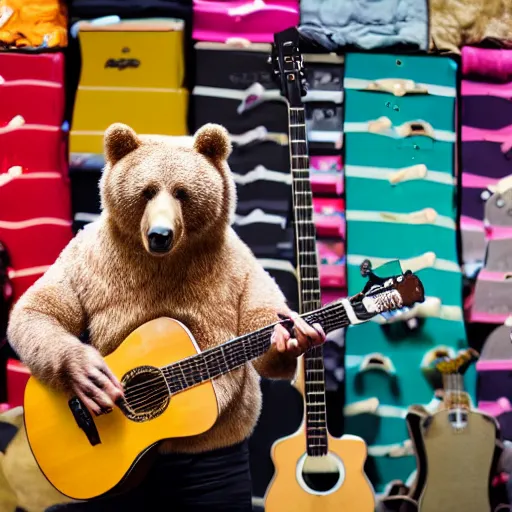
[193,123,232,162]
[104,123,141,165]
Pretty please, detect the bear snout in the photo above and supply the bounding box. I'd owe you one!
[140,191,181,256]
[147,226,174,253]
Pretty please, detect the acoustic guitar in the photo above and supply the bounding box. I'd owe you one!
[405,348,502,512]
[23,263,423,501]
[264,27,375,512]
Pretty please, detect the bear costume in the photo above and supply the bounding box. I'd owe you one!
[6,122,314,510]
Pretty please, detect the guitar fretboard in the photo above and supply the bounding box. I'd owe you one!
[160,299,350,399]
[289,106,328,457]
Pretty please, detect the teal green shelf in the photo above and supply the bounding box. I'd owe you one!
[344,90,456,133]
[344,53,457,88]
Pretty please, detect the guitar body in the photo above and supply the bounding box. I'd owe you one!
[414,409,499,512]
[24,318,219,500]
[265,430,375,512]
[405,408,428,502]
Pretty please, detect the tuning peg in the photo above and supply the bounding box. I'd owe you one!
[360,259,372,276]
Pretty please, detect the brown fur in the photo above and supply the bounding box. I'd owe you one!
[7,123,297,454]
[430,0,512,53]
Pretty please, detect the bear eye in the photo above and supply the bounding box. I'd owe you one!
[174,188,189,201]
[142,186,158,201]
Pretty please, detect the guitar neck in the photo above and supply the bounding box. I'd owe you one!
[288,105,329,456]
[161,299,350,397]
[289,106,320,310]
[442,373,471,409]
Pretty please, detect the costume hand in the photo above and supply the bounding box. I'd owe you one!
[68,344,124,416]
[271,312,326,357]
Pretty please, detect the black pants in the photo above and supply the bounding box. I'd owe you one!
[48,441,252,512]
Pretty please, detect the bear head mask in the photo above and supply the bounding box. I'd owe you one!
[99,123,236,257]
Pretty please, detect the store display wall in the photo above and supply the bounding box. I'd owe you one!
[1,0,512,509]
[342,52,472,492]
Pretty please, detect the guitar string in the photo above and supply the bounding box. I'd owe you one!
[119,306,350,410]
[119,304,351,410]
[442,362,469,411]
[119,301,349,399]
[117,302,350,406]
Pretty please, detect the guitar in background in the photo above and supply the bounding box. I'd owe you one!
[264,27,375,512]
[405,348,501,512]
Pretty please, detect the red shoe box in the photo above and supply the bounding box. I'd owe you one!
[0,53,64,83]
[6,359,30,407]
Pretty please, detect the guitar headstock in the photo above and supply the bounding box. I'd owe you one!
[435,348,480,375]
[350,259,425,321]
[269,27,308,107]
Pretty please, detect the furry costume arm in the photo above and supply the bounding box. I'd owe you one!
[7,238,87,392]
[238,263,297,380]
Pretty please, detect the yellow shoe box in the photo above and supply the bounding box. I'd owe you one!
[71,19,189,155]
[70,87,188,155]
[76,18,185,89]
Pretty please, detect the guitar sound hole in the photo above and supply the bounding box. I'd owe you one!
[299,454,344,494]
[120,366,170,423]
[302,470,340,492]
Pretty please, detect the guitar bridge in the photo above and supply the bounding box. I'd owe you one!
[68,397,101,446]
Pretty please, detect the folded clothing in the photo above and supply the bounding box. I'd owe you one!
[69,0,192,21]
[431,1,512,54]
[462,95,512,131]
[462,141,512,180]
[299,0,428,52]
[0,0,68,49]
[193,0,299,43]
[462,47,512,82]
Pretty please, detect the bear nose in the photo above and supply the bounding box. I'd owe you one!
[147,227,173,253]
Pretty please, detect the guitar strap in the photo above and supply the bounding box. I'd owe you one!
[342,52,472,494]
